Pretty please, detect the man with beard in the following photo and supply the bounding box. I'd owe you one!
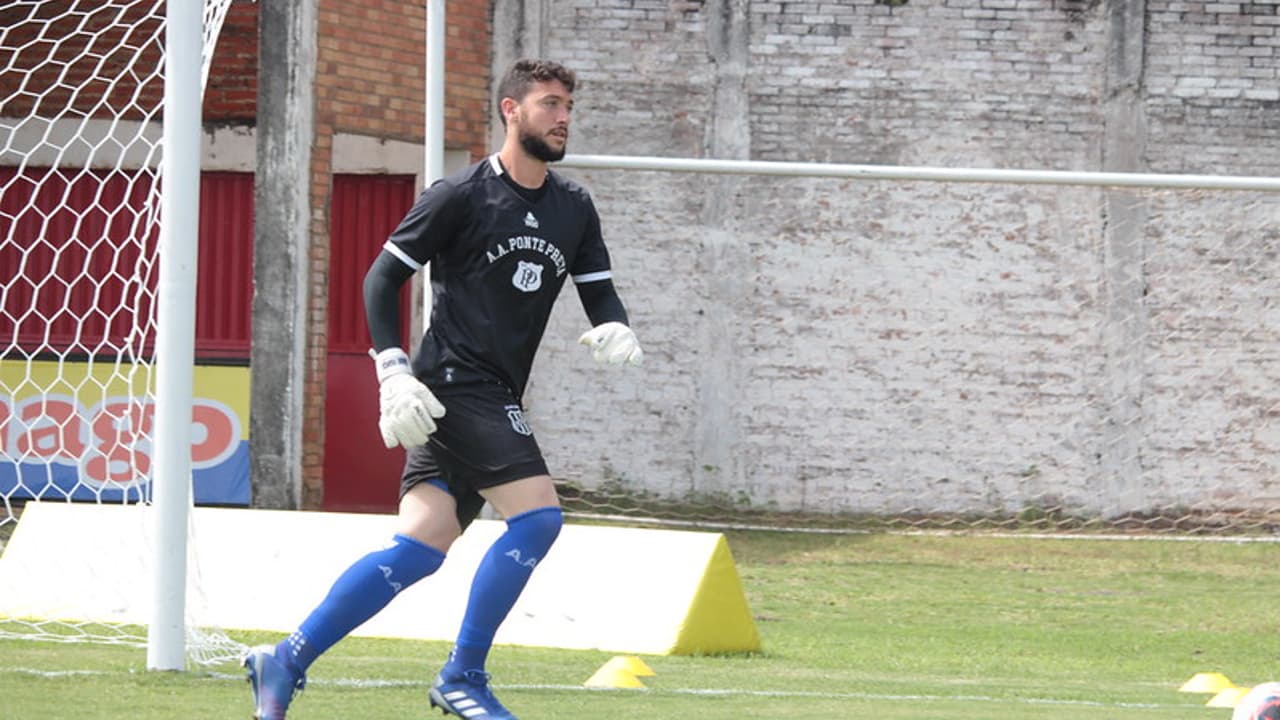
[244,59,643,720]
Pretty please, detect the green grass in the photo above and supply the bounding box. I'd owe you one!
[2,530,1278,718]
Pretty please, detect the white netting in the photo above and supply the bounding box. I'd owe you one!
[0,0,244,665]
[541,168,1280,537]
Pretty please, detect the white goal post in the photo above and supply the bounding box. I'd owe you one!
[148,0,204,672]
[559,153,1280,192]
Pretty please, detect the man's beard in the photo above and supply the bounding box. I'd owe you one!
[520,130,566,162]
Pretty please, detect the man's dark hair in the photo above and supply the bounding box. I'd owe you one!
[496,59,576,126]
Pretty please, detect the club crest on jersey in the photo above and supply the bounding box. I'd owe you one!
[524,211,539,229]
[512,260,543,292]
[505,404,533,436]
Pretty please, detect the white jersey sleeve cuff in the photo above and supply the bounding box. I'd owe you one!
[572,269,613,284]
[382,241,423,271]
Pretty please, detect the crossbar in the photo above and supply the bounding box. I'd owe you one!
[558,154,1280,193]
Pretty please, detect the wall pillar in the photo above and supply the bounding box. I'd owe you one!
[1098,0,1150,514]
[250,0,318,509]
[693,0,753,500]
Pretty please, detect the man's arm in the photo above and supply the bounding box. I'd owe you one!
[576,278,643,367]
[363,250,445,448]
[575,277,628,327]
[363,251,416,351]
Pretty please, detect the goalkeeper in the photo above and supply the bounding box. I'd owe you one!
[244,58,642,720]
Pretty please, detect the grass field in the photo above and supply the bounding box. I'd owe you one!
[2,529,1278,719]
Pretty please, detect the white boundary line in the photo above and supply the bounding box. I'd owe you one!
[503,684,1198,709]
[915,529,1280,544]
[3,667,1207,710]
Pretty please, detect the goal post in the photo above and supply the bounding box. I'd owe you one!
[148,0,203,672]
[0,0,241,668]
[558,153,1280,192]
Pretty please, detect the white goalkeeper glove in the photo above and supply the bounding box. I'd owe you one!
[578,322,643,367]
[371,348,445,449]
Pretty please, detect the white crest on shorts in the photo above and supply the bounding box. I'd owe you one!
[505,404,532,436]
[512,260,543,292]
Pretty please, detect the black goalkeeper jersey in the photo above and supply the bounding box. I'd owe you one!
[383,154,613,399]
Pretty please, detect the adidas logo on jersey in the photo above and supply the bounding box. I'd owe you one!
[524,211,539,228]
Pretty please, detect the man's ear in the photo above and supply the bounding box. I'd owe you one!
[500,97,518,124]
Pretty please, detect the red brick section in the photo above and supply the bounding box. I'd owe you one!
[205,0,491,144]
[443,1,492,159]
[203,2,258,121]
[0,3,163,119]
[312,0,490,156]
[1,1,258,124]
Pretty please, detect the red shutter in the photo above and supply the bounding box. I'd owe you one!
[323,173,417,513]
[327,173,416,353]
[0,167,254,360]
[0,167,156,356]
[195,171,254,359]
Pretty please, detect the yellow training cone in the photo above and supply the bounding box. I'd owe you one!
[1181,672,1237,694]
[584,654,656,686]
[1207,687,1252,708]
[584,665,645,689]
[600,655,656,677]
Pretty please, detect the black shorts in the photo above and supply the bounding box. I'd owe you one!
[399,378,549,528]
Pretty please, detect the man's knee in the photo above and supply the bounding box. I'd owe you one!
[398,481,464,552]
[504,506,563,567]
[481,474,559,519]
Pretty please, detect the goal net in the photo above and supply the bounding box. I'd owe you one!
[543,163,1280,537]
[0,0,244,665]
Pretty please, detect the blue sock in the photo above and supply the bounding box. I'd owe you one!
[442,506,563,679]
[278,533,445,672]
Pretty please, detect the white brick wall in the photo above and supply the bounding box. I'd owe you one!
[515,0,1280,520]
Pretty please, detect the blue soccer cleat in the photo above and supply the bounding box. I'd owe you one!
[243,644,306,720]
[428,669,518,719]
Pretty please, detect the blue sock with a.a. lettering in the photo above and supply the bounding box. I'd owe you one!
[441,506,563,679]
[278,533,445,673]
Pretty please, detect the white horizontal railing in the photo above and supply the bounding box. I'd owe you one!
[559,154,1280,193]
